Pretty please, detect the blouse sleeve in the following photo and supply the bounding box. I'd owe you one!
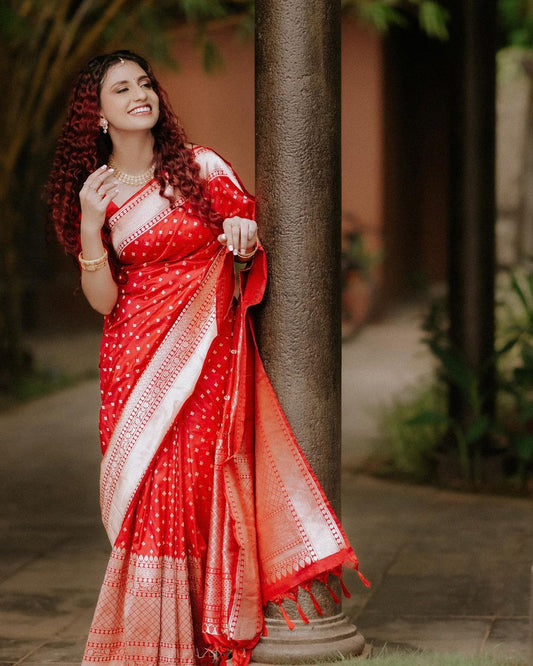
[194,146,256,221]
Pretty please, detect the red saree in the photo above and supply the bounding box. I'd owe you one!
[82,147,367,666]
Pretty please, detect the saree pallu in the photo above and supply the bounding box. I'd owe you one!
[82,147,367,666]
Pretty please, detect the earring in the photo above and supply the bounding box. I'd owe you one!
[100,119,108,134]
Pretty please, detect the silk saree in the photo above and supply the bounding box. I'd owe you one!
[82,146,367,666]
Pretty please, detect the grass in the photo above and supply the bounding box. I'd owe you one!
[364,652,527,665]
[372,382,446,482]
[314,649,527,665]
[0,366,97,412]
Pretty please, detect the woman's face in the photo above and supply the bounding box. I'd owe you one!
[98,60,160,136]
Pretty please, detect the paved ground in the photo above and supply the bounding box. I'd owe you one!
[0,306,531,665]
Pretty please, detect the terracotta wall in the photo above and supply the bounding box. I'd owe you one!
[157,18,384,296]
[341,20,384,253]
[157,23,256,193]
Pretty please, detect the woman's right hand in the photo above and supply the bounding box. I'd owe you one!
[78,165,120,315]
[79,165,119,232]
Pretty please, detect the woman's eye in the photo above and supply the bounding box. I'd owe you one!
[141,82,152,89]
[116,88,128,94]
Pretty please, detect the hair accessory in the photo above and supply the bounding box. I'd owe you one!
[108,155,155,187]
[101,118,109,134]
[79,249,108,272]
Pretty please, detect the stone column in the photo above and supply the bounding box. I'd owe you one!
[253,0,366,662]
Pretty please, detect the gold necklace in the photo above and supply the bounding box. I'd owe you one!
[108,155,155,187]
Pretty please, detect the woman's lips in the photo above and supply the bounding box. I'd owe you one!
[129,105,151,115]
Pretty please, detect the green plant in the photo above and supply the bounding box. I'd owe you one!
[378,382,445,481]
[498,0,533,48]
[498,272,533,487]
[343,0,449,41]
[399,270,533,490]
[341,221,382,337]
[341,230,381,287]
[407,299,507,484]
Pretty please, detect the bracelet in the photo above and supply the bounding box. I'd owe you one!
[79,249,108,272]
[236,244,258,261]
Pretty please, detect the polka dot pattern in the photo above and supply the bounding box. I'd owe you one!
[85,148,255,664]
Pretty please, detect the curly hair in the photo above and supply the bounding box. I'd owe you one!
[45,50,223,277]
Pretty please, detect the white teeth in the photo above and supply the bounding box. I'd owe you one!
[129,106,150,115]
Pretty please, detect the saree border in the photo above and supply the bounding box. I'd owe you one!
[101,251,224,544]
[108,181,186,258]
[194,146,244,190]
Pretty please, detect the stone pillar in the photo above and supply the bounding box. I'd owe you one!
[253,0,366,662]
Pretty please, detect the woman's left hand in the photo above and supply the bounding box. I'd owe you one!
[218,216,258,257]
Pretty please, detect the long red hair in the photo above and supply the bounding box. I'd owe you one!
[45,50,223,276]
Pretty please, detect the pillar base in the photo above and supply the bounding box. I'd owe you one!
[251,613,366,664]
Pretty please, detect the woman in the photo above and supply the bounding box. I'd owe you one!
[46,50,366,666]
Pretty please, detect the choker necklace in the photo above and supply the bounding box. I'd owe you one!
[108,156,155,187]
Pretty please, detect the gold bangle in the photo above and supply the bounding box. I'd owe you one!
[236,244,258,261]
[79,249,108,272]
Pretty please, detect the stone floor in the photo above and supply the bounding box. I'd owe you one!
[342,475,531,663]
[0,307,531,664]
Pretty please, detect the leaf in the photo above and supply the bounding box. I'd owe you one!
[406,411,451,427]
[511,273,529,312]
[428,341,476,395]
[513,366,533,388]
[518,401,533,423]
[356,2,407,33]
[202,38,222,73]
[181,0,227,22]
[513,434,533,462]
[464,415,490,445]
[0,4,29,45]
[521,344,533,367]
[418,1,449,41]
[495,337,520,356]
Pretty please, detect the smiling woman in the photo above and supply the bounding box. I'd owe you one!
[44,50,366,666]
[99,63,160,137]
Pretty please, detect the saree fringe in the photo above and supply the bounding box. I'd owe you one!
[83,147,367,665]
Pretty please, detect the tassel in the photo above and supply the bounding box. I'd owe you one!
[302,583,323,616]
[295,599,309,624]
[356,569,371,588]
[318,573,340,603]
[345,560,371,588]
[278,602,295,630]
[324,581,340,603]
[285,591,309,624]
[335,573,352,599]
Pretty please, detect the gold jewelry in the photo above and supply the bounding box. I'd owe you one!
[108,155,155,187]
[79,249,108,272]
[236,244,258,261]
